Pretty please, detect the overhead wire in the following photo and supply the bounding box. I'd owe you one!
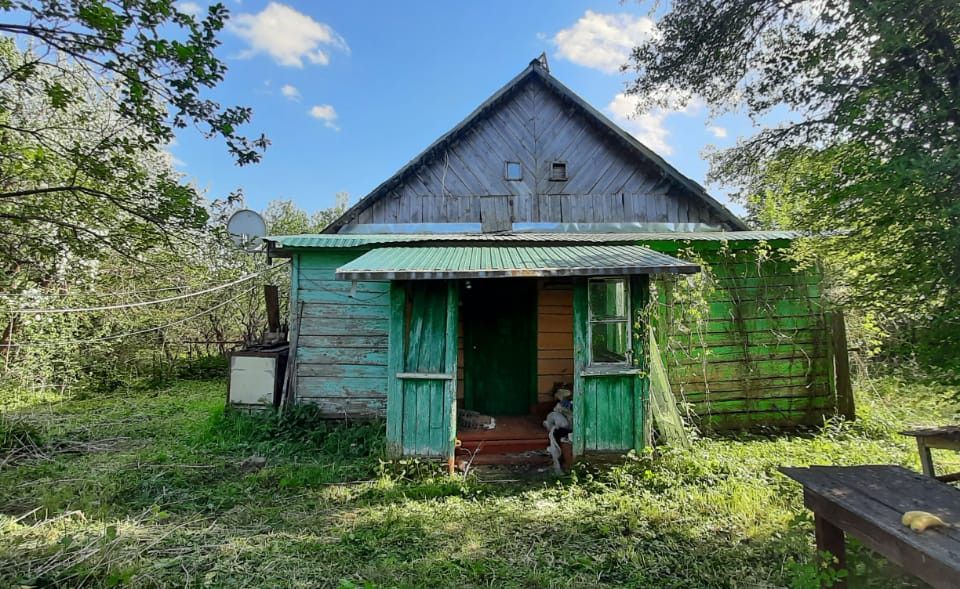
[4,261,288,314]
[1,282,262,348]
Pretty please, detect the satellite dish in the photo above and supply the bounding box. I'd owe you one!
[226,209,267,252]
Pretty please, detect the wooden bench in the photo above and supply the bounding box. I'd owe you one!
[780,465,960,589]
[901,426,960,483]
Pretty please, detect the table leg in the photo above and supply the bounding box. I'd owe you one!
[814,513,847,589]
[916,438,936,477]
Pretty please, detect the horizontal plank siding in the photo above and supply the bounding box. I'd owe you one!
[294,250,390,417]
[537,282,574,402]
[652,244,837,430]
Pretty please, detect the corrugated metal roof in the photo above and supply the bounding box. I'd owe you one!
[267,231,804,249]
[335,245,700,281]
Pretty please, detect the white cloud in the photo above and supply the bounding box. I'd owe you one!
[553,10,656,74]
[608,93,671,154]
[230,2,348,68]
[309,104,339,130]
[708,125,728,138]
[176,1,202,16]
[280,84,300,101]
[607,92,703,155]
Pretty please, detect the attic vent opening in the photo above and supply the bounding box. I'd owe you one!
[504,161,523,181]
[550,161,568,181]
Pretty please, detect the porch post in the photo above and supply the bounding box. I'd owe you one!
[443,281,459,474]
[386,282,406,458]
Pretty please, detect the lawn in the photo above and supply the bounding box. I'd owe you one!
[1,377,957,588]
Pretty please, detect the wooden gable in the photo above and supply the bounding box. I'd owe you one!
[328,60,746,232]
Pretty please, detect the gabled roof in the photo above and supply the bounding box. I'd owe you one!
[324,58,748,233]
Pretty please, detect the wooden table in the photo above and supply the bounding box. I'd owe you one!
[902,426,960,482]
[780,465,960,589]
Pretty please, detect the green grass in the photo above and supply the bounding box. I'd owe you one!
[0,377,957,588]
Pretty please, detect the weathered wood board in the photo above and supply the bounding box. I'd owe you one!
[294,249,390,416]
[649,242,838,430]
[344,75,733,229]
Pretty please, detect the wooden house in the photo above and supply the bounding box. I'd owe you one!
[266,58,852,466]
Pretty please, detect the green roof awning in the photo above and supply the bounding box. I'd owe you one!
[335,245,699,281]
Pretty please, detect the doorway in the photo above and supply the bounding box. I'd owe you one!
[462,279,536,416]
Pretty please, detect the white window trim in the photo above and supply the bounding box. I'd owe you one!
[586,277,632,366]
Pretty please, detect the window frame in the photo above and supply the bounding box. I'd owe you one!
[586,277,632,366]
[504,161,523,181]
[550,160,568,181]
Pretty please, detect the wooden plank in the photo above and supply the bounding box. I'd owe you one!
[700,410,827,429]
[301,304,390,320]
[538,331,573,349]
[386,283,406,457]
[572,279,587,456]
[296,335,388,349]
[674,375,830,394]
[297,377,387,398]
[297,347,387,366]
[297,278,389,293]
[814,513,848,589]
[298,317,388,337]
[830,311,855,420]
[673,351,828,368]
[670,357,825,381]
[681,383,831,402]
[480,195,512,233]
[299,396,386,418]
[444,282,459,470]
[297,363,387,378]
[264,285,280,332]
[690,394,835,415]
[296,286,391,306]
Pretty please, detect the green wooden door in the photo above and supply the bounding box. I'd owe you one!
[386,281,459,460]
[463,279,535,415]
[572,275,649,455]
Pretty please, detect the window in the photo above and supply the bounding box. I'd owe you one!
[588,278,630,364]
[504,161,523,181]
[550,161,568,181]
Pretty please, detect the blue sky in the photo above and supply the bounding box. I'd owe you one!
[172,1,761,216]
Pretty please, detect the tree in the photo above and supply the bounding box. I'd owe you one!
[626,0,960,365]
[0,0,266,165]
[0,39,206,289]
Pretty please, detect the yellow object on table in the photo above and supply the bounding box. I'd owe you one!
[902,510,948,532]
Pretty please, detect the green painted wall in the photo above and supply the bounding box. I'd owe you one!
[643,240,837,430]
[289,239,841,433]
[293,249,390,416]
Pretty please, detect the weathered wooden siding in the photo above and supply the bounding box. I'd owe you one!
[294,249,390,417]
[347,76,731,228]
[651,243,836,430]
[537,281,574,402]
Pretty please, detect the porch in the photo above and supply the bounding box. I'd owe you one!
[334,244,700,469]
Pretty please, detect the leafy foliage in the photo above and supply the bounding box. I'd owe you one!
[626,0,960,368]
[0,0,266,165]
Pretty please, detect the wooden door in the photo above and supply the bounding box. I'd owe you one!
[386,281,459,460]
[572,275,649,455]
[463,279,535,416]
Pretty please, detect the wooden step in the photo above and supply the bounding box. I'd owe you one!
[456,452,553,468]
[458,438,549,455]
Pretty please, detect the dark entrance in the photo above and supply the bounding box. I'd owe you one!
[462,279,536,416]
